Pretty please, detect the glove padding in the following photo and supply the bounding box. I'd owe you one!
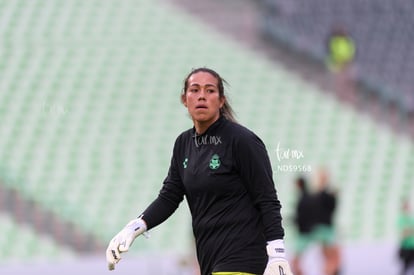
[264,240,294,275]
[106,217,148,271]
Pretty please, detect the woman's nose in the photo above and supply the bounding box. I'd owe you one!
[198,89,206,99]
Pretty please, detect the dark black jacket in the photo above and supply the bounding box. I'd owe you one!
[314,189,337,226]
[295,189,316,234]
[142,116,285,275]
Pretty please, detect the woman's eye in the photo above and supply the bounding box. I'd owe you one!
[190,89,198,93]
[207,89,215,93]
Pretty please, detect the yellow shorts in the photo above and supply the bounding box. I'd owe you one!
[212,273,257,275]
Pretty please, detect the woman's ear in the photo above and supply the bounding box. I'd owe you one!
[220,96,226,108]
[181,93,187,107]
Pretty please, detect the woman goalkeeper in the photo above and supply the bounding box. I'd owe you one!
[105,67,293,275]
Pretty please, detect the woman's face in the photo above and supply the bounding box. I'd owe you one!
[182,71,225,130]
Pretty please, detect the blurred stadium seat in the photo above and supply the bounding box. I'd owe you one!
[0,0,413,265]
[260,0,414,118]
[0,213,75,263]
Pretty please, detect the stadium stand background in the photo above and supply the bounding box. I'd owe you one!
[0,0,413,274]
[260,0,414,135]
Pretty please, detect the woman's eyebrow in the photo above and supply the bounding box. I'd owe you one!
[189,83,217,88]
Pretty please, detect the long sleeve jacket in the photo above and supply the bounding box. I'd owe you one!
[142,116,285,275]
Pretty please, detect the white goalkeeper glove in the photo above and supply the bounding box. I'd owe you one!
[106,217,149,271]
[264,239,294,275]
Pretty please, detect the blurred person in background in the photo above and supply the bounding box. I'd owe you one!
[312,168,341,275]
[397,198,414,275]
[325,25,357,105]
[105,67,293,275]
[291,176,317,275]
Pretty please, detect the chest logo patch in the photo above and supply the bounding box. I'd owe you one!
[183,158,188,169]
[209,154,221,170]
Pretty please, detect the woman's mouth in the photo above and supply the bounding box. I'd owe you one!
[195,104,208,109]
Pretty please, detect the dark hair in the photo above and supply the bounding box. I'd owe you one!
[296,177,308,192]
[181,67,237,123]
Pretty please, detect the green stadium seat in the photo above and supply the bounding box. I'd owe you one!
[0,0,413,262]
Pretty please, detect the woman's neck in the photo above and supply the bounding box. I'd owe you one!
[194,122,210,135]
[194,116,220,135]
